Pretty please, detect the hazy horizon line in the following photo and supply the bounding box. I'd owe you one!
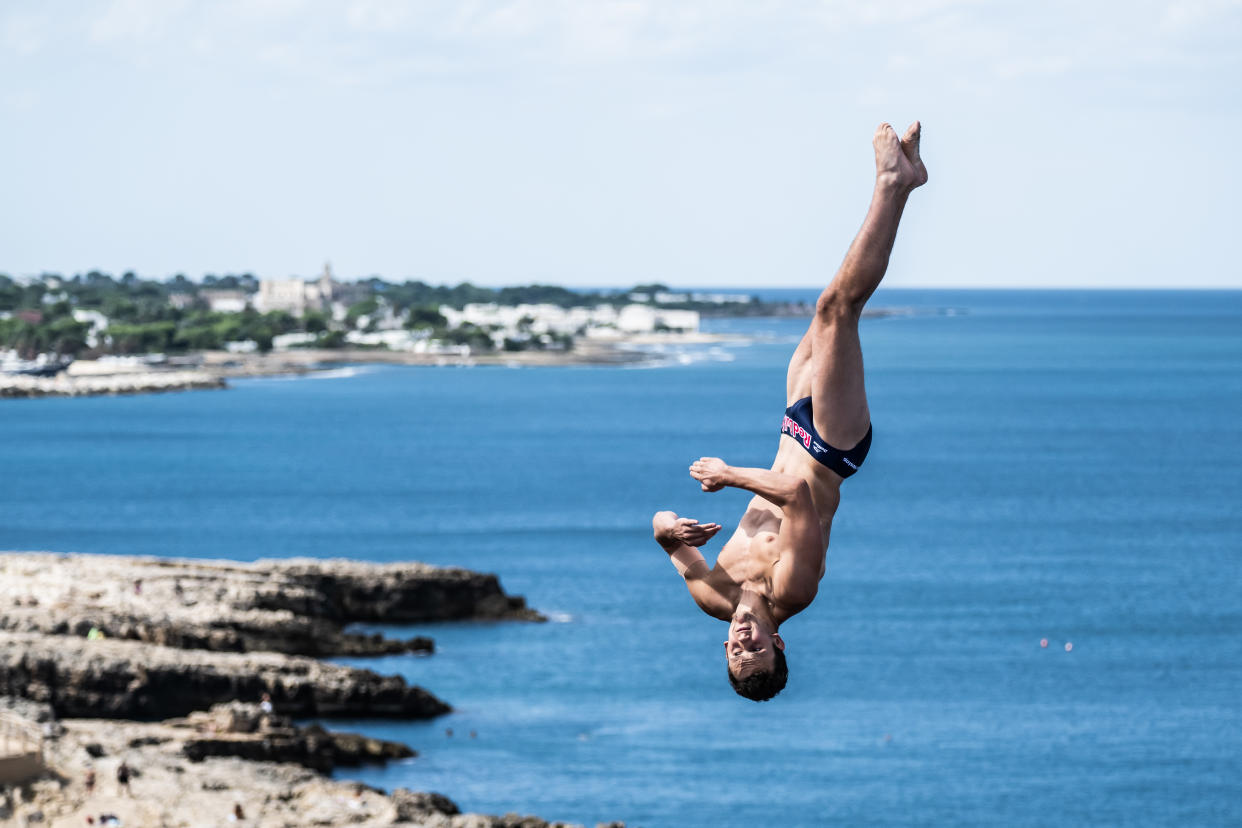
[5,270,1238,293]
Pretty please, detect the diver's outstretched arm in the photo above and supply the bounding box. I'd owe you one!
[689,457,811,508]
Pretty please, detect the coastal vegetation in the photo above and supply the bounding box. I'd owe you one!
[0,270,788,361]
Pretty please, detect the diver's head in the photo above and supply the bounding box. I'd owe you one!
[724,611,787,702]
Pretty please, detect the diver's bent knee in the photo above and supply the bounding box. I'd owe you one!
[815,288,865,324]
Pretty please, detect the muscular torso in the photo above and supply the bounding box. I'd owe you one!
[704,436,844,623]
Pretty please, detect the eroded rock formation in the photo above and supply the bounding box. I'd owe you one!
[0,553,615,827]
[0,553,542,657]
[173,702,414,772]
[0,632,450,721]
[1,699,624,827]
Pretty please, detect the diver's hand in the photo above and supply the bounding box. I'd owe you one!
[689,457,731,492]
[653,511,721,549]
[669,518,722,548]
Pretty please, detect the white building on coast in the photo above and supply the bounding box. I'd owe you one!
[254,264,336,317]
[615,305,699,333]
[437,303,699,338]
[71,309,109,348]
[201,290,250,314]
[254,263,375,318]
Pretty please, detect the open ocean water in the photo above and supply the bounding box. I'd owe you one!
[2,289,1241,827]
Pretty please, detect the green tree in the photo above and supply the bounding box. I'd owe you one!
[173,324,223,351]
[44,316,91,355]
[406,306,447,329]
[345,299,379,328]
[439,323,494,352]
[302,310,330,333]
[105,322,176,354]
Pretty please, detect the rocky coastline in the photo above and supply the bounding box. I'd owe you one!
[0,553,619,828]
[0,554,541,657]
[1,632,451,721]
[0,369,225,398]
[199,339,659,377]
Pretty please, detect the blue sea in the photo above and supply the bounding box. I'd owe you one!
[2,290,1241,827]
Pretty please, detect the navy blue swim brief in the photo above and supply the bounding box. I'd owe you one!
[780,396,872,479]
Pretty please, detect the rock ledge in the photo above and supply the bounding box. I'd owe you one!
[0,553,543,659]
[0,554,617,827]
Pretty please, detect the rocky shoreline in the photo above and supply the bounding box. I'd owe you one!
[0,553,620,828]
[199,339,659,377]
[0,554,541,657]
[1,632,451,721]
[0,369,226,398]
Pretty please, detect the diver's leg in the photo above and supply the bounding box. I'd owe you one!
[799,122,926,448]
[785,329,814,405]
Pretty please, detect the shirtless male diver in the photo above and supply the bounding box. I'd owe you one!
[652,121,928,701]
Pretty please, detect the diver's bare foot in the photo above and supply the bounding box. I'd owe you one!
[900,120,928,188]
[873,121,926,193]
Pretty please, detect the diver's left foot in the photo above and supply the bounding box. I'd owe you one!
[873,121,926,193]
[899,120,928,189]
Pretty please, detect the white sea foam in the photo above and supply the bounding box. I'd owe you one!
[622,344,738,369]
[245,365,375,382]
[304,366,374,380]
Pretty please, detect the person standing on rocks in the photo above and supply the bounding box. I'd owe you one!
[115,761,131,796]
[652,121,927,702]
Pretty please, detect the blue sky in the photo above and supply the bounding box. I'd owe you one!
[2,0,1239,288]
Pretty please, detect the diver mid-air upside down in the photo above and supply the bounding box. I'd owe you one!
[652,121,928,701]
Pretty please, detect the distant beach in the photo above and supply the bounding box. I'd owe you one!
[200,331,742,375]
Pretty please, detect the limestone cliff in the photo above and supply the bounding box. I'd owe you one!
[0,553,542,657]
[0,632,450,720]
[0,553,614,827]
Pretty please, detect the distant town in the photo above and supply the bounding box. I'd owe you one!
[0,265,803,375]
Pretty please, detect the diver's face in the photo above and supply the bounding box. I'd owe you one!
[724,613,783,678]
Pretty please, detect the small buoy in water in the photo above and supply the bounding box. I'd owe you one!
[445,728,454,737]
[1064,642,1073,652]
[1040,638,1048,648]
[883,733,893,743]
[469,730,477,739]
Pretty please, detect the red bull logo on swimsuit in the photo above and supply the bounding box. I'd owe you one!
[782,415,812,449]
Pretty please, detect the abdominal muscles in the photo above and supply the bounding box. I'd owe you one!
[717,529,782,590]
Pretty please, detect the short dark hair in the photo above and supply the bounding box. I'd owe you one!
[727,648,787,701]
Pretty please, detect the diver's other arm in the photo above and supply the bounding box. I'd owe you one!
[652,511,732,620]
[652,510,718,578]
